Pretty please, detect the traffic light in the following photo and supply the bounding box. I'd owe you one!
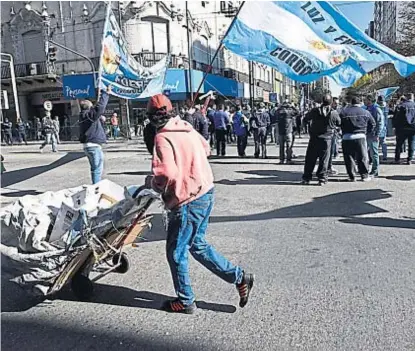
[48,46,57,63]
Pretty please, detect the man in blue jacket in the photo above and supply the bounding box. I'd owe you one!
[393,94,415,165]
[364,95,384,177]
[233,106,249,157]
[213,104,229,156]
[79,85,111,184]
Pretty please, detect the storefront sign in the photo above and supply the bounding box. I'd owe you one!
[62,74,96,100]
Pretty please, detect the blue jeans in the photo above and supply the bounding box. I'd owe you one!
[379,136,387,160]
[367,138,380,175]
[166,188,243,305]
[84,146,104,184]
[112,126,119,139]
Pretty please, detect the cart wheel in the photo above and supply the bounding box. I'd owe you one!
[71,273,94,301]
[112,253,130,274]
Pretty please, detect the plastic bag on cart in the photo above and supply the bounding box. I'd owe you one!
[0,182,160,296]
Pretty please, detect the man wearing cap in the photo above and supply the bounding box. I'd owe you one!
[145,94,254,314]
[79,86,111,184]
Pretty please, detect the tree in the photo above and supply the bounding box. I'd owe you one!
[396,1,415,57]
[310,80,329,102]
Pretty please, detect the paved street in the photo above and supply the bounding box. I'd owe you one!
[1,138,415,351]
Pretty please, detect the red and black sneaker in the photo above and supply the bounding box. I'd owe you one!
[162,299,197,314]
[236,272,254,308]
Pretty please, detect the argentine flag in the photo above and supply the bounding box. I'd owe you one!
[223,1,415,87]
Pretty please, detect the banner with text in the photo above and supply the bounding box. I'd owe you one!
[98,9,168,99]
[223,1,415,87]
[376,86,399,100]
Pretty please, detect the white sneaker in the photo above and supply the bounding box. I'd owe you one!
[362,176,371,182]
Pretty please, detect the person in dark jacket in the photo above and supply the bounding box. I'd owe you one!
[364,95,384,176]
[192,105,209,140]
[213,104,229,156]
[1,118,13,145]
[302,94,341,185]
[16,118,28,145]
[393,94,415,164]
[250,102,270,158]
[275,100,298,163]
[233,106,249,157]
[207,106,216,148]
[79,86,111,184]
[340,96,376,181]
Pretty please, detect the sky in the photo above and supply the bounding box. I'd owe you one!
[329,1,375,96]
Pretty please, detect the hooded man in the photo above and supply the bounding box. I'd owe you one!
[250,102,270,158]
[144,94,254,314]
[302,94,341,185]
[79,85,110,184]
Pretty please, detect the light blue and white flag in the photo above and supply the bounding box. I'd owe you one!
[223,1,415,87]
[376,86,399,100]
[98,9,169,99]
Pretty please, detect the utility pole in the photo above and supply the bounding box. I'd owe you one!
[185,2,194,101]
[117,2,132,140]
[1,53,21,122]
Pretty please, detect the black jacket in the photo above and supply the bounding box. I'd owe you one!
[192,111,209,140]
[143,122,157,154]
[340,105,375,135]
[304,106,341,139]
[393,100,415,132]
[276,104,298,135]
[79,91,109,144]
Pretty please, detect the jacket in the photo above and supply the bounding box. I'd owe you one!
[17,122,26,133]
[213,110,229,130]
[340,105,376,135]
[304,106,341,139]
[276,103,298,135]
[42,117,54,133]
[250,109,270,129]
[365,103,384,137]
[151,116,214,210]
[192,111,209,140]
[393,100,415,132]
[232,111,249,136]
[79,91,109,144]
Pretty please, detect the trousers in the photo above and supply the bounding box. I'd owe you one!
[303,136,332,182]
[342,138,369,179]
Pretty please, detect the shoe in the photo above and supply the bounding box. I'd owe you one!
[347,178,356,182]
[254,154,259,159]
[362,176,371,182]
[237,272,254,308]
[407,160,413,165]
[301,180,310,185]
[394,160,401,165]
[327,168,338,176]
[279,160,285,164]
[369,172,379,177]
[318,180,327,186]
[162,299,197,314]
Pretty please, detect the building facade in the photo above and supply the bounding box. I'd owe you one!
[0,1,299,127]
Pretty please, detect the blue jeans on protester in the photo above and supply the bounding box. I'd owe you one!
[166,188,243,306]
[379,136,387,160]
[367,137,380,175]
[84,146,104,184]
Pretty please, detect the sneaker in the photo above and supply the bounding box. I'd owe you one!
[369,171,379,177]
[327,168,339,176]
[301,180,310,185]
[279,160,285,164]
[347,178,356,182]
[318,180,327,186]
[362,176,371,182]
[237,272,254,308]
[407,160,413,165]
[162,299,197,314]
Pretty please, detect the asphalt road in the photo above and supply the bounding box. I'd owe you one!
[1,138,414,351]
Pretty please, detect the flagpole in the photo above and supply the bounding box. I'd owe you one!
[191,1,245,106]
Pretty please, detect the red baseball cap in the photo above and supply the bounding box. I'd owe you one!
[147,94,173,115]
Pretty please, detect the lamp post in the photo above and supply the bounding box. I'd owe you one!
[185,2,194,101]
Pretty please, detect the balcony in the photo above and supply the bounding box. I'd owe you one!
[134,52,190,69]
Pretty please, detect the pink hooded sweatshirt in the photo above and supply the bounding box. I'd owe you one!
[151,116,214,209]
